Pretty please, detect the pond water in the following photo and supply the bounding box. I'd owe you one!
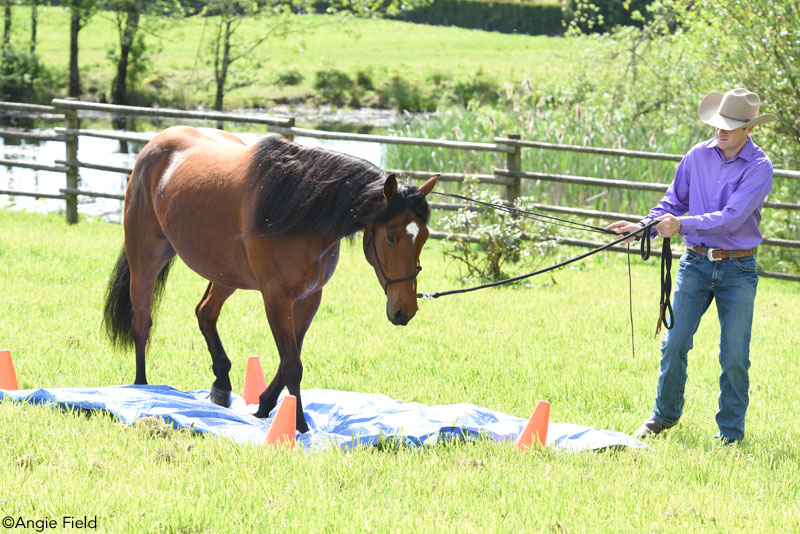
[0,115,388,223]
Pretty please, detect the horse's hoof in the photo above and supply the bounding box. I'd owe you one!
[210,386,231,408]
[297,420,309,434]
[253,402,272,419]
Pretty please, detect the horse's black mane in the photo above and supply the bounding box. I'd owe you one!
[249,135,430,238]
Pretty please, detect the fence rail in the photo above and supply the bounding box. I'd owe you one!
[2,98,799,282]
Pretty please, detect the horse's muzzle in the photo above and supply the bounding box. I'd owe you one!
[387,305,414,326]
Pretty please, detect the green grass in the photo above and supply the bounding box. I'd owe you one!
[13,6,602,109]
[1,209,799,532]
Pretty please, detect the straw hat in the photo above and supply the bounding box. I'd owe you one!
[698,88,778,130]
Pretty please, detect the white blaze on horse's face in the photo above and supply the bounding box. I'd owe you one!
[406,221,420,244]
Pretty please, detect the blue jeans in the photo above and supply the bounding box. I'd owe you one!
[651,249,759,440]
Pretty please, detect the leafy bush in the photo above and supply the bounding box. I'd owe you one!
[376,75,436,112]
[313,68,355,106]
[355,70,374,91]
[274,68,304,87]
[562,0,654,34]
[447,69,501,107]
[440,177,559,282]
[0,47,58,104]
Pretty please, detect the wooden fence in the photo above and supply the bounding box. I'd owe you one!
[2,98,799,282]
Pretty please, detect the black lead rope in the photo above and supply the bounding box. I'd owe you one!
[418,221,658,298]
[418,218,675,336]
[655,237,674,336]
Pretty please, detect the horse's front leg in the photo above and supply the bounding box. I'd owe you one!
[255,285,310,433]
[255,290,322,422]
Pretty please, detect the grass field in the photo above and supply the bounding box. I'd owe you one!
[13,5,602,109]
[1,209,799,532]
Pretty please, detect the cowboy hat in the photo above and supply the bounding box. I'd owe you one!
[698,88,778,130]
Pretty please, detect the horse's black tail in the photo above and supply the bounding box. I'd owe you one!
[102,248,175,350]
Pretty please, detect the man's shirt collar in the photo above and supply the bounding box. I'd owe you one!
[704,136,755,162]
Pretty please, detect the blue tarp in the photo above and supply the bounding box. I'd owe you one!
[0,385,648,451]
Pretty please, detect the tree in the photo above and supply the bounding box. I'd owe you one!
[574,0,800,271]
[673,0,800,167]
[105,0,182,106]
[3,0,11,48]
[108,0,144,105]
[569,0,799,165]
[29,0,37,53]
[68,0,99,97]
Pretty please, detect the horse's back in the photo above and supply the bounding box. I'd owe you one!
[125,126,258,287]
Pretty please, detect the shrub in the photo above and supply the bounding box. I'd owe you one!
[0,47,58,104]
[562,0,654,34]
[355,70,374,90]
[313,68,355,106]
[440,177,558,283]
[447,69,501,107]
[376,75,436,112]
[274,68,304,87]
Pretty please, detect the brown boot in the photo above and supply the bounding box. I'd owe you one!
[633,417,675,439]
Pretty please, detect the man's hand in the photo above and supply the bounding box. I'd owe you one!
[655,213,682,238]
[606,220,644,243]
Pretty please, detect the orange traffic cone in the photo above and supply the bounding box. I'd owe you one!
[0,350,18,390]
[242,355,267,406]
[264,394,296,449]
[515,400,550,451]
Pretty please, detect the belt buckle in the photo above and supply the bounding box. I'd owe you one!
[706,247,722,262]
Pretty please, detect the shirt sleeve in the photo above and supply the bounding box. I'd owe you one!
[640,154,692,235]
[680,159,773,237]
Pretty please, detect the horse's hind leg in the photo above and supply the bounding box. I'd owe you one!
[127,243,175,385]
[195,282,236,407]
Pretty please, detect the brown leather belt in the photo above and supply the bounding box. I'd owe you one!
[690,245,755,261]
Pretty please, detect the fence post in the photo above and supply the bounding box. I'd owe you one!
[504,133,521,203]
[64,104,79,224]
[285,117,295,141]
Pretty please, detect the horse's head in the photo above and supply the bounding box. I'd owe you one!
[364,174,439,326]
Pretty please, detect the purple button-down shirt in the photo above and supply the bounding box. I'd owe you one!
[644,136,773,250]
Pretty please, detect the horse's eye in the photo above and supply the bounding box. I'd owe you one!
[386,234,395,244]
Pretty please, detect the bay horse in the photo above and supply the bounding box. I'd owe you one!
[102,126,439,433]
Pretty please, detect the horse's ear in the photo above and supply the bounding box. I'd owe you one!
[419,174,440,197]
[383,174,397,200]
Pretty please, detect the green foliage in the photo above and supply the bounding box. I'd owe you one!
[0,46,57,103]
[313,67,355,105]
[105,30,153,89]
[355,69,373,90]
[559,0,800,271]
[562,0,653,34]
[440,177,558,282]
[666,0,800,169]
[310,67,499,111]
[446,69,501,107]
[315,0,432,18]
[22,6,602,109]
[393,0,564,36]
[375,73,436,112]
[104,0,184,106]
[274,67,304,87]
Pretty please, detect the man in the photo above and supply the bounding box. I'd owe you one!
[608,88,778,444]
